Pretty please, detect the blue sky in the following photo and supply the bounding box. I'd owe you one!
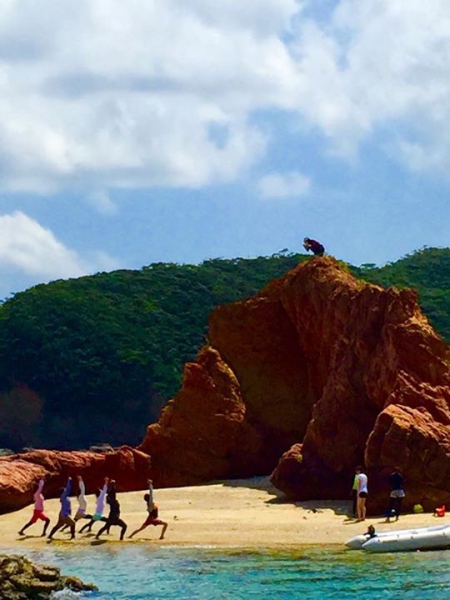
[0,0,449,300]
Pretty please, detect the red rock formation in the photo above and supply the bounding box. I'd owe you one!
[142,256,450,512]
[0,446,150,514]
[140,347,264,487]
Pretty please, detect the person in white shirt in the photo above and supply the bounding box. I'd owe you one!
[355,466,368,522]
[79,477,109,534]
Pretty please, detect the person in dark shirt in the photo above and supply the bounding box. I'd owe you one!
[303,237,325,256]
[95,480,127,541]
[386,467,405,522]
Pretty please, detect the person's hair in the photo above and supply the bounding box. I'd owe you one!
[95,489,101,498]
[355,465,363,472]
[59,487,65,495]
[144,493,150,502]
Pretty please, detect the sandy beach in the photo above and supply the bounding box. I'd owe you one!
[0,477,442,550]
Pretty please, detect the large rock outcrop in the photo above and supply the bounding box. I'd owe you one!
[141,257,450,511]
[0,446,150,514]
[0,554,97,600]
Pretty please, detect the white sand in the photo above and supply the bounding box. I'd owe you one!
[0,477,441,550]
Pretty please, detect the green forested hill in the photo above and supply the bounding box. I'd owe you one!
[351,247,450,342]
[0,247,448,450]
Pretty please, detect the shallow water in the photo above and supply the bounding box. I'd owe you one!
[13,545,450,599]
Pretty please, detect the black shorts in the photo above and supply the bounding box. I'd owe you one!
[359,492,368,498]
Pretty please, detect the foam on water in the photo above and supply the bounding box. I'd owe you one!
[12,545,450,599]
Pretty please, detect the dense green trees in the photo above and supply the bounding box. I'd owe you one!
[351,247,450,341]
[0,247,448,450]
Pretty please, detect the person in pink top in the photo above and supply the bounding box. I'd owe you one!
[18,479,51,536]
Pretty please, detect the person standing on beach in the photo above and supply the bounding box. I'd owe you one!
[18,479,51,537]
[355,466,368,522]
[386,467,405,522]
[79,477,109,534]
[95,480,127,541]
[48,477,76,540]
[129,479,168,540]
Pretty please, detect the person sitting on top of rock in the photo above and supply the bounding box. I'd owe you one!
[303,237,325,256]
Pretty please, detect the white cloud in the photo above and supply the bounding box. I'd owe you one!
[86,190,118,216]
[0,0,299,194]
[0,211,117,280]
[258,171,311,199]
[289,0,450,170]
[1,0,450,194]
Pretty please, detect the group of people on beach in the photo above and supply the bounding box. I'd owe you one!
[351,466,406,523]
[18,476,168,542]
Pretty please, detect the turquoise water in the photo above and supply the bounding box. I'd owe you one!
[15,545,450,599]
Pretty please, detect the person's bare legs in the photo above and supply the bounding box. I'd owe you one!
[129,524,147,539]
[356,497,366,521]
[159,522,168,540]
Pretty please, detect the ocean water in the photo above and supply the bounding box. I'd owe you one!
[14,545,450,600]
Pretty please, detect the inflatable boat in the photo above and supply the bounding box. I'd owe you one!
[346,523,450,553]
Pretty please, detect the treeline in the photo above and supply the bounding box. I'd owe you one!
[0,247,448,451]
[0,252,307,450]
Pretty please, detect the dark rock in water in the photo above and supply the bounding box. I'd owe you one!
[0,554,97,599]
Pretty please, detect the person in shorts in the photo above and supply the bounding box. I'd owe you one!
[48,477,76,540]
[129,479,168,540]
[355,466,368,522]
[18,479,51,537]
[79,477,109,534]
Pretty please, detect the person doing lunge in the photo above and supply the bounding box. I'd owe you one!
[62,475,89,532]
[79,477,109,534]
[18,479,51,537]
[48,477,76,540]
[129,479,168,540]
[95,480,127,541]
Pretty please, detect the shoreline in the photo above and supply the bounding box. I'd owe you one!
[0,477,443,551]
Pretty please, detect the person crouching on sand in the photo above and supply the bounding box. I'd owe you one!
[95,479,127,541]
[18,478,51,537]
[129,479,168,540]
[48,477,76,540]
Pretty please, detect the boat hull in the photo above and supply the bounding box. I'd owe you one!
[346,524,450,553]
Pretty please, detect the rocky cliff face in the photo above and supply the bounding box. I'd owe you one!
[141,257,450,512]
[0,446,150,514]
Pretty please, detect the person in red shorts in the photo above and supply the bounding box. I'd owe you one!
[129,479,168,540]
[18,479,51,537]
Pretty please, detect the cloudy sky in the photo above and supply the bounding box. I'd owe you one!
[0,0,449,300]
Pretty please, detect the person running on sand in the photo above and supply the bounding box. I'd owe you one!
[95,480,127,541]
[355,466,368,522]
[129,479,168,540]
[18,479,51,537]
[79,477,109,534]
[48,477,76,540]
